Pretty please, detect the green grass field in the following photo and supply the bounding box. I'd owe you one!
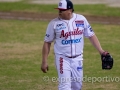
[0,19,120,90]
[0,1,120,90]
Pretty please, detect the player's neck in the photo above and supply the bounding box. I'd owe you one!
[59,13,73,20]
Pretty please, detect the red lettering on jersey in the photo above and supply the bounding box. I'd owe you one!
[59,57,63,74]
[60,28,83,39]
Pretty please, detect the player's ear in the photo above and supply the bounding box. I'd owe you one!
[70,9,73,12]
[68,9,73,14]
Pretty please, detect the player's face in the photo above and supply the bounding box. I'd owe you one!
[59,9,72,20]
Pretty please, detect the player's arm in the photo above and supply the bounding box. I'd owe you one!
[89,34,104,54]
[41,41,51,73]
[41,20,55,73]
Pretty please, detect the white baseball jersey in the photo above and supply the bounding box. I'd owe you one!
[44,13,94,57]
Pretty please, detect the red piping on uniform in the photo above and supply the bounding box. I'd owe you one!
[67,20,72,57]
[72,14,77,56]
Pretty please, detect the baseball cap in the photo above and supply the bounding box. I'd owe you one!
[55,0,74,10]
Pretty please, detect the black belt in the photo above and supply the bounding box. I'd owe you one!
[66,54,81,58]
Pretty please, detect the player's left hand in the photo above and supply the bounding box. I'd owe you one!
[101,51,114,70]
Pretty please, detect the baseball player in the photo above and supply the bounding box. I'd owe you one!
[41,0,112,90]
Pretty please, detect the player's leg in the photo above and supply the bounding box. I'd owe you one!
[55,54,71,90]
[71,56,83,90]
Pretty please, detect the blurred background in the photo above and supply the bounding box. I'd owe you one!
[0,0,120,7]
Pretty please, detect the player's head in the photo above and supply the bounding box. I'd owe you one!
[55,0,74,12]
[55,0,74,20]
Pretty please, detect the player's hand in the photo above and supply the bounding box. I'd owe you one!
[41,62,49,73]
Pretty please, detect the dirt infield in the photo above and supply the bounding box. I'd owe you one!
[0,11,120,24]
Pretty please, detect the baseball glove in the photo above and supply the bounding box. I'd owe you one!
[101,51,113,70]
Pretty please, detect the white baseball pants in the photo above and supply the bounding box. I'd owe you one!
[55,54,83,90]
